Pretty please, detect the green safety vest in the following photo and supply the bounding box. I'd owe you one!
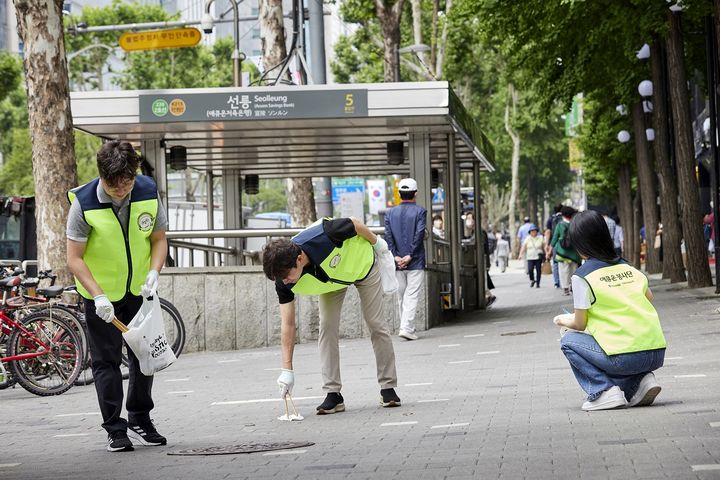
[290,219,374,296]
[581,260,666,355]
[68,176,159,301]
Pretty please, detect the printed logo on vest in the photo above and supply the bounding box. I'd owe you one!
[138,213,155,232]
[329,254,341,268]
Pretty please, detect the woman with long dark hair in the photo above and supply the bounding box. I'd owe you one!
[553,210,666,411]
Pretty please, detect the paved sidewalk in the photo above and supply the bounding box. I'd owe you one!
[2,263,720,480]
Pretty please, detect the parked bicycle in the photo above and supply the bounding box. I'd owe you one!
[0,275,83,396]
[0,267,185,389]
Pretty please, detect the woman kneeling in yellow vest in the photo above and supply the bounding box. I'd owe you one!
[553,210,666,411]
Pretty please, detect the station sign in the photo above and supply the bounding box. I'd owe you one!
[119,27,201,52]
[139,89,369,123]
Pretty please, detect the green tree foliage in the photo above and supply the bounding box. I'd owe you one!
[242,179,292,214]
[576,97,635,204]
[64,0,258,90]
[0,52,21,102]
[0,129,33,195]
[332,0,573,223]
[0,130,100,196]
[331,0,433,83]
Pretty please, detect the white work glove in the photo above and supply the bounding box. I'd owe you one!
[553,313,574,326]
[141,269,159,298]
[93,294,115,324]
[277,368,295,398]
[372,237,388,252]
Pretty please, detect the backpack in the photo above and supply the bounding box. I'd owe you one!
[559,224,572,250]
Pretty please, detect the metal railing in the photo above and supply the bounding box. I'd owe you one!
[166,227,386,267]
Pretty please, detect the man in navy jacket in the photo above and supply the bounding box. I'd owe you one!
[384,178,427,340]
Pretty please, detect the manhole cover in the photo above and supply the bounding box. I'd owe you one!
[168,441,314,456]
[500,330,536,336]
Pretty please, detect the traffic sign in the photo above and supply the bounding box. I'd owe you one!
[119,28,201,52]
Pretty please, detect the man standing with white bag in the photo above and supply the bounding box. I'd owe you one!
[66,141,168,452]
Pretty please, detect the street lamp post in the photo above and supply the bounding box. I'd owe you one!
[398,43,434,80]
[202,0,245,87]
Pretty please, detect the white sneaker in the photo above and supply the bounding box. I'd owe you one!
[627,372,661,407]
[581,386,628,411]
[398,330,418,340]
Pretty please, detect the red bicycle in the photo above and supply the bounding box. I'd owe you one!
[0,275,83,396]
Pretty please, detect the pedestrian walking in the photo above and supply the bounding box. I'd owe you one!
[519,225,545,288]
[384,178,426,341]
[517,216,533,247]
[549,206,580,296]
[613,219,624,258]
[262,217,400,415]
[553,210,666,411]
[66,140,169,452]
[545,204,563,288]
[495,233,510,273]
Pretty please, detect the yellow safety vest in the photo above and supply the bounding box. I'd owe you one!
[579,259,666,355]
[68,176,158,301]
[290,219,374,296]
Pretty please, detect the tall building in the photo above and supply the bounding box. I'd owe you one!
[1,0,19,54]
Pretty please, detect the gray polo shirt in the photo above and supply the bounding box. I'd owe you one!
[66,180,168,242]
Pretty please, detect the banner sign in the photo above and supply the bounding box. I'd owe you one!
[119,28,201,52]
[331,178,365,203]
[366,179,386,214]
[139,89,369,123]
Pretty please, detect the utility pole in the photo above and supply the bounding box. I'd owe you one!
[307,0,332,217]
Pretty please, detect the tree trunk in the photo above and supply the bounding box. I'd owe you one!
[375,0,404,82]
[631,101,661,273]
[410,0,424,63]
[666,11,713,287]
[505,83,520,257]
[430,0,439,71]
[435,0,452,80]
[527,176,537,225]
[260,0,315,226]
[650,38,686,282]
[14,0,76,285]
[286,178,317,227]
[632,192,643,269]
[259,0,290,84]
[617,162,635,265]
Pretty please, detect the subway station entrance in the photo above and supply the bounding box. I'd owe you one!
[70,81,495,352]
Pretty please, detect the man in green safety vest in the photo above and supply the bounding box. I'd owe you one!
[262,217,401,414]
[66,141,168,452]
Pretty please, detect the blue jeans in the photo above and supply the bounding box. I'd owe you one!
[560,332,665,401]
[552,259,560,287]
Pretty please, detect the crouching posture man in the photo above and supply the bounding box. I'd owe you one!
[263,217,401,414]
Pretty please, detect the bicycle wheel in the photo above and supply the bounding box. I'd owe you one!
[8,312,83,396]
[160,298,185,357]
[0,333,17,389]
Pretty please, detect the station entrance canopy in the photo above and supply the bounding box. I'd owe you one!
[70,82,495,178]
[71,81,495,312]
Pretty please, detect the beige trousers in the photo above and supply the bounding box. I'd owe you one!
[318,263,398,393]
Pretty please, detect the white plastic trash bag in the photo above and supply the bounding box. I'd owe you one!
[122,296,177,376]
[376,249,399,294]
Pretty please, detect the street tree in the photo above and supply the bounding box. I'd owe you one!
[666,10,713,288]
[464,0,708,283]
[13,0,77,283]
[375,0,405,81]
[650,38,685,282]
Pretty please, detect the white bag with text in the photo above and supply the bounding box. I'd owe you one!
[123,296,177,376]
